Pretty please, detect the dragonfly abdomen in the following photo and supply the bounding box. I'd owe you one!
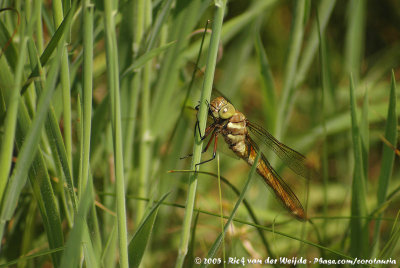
[247,146,306,220]
[223,112,248,157]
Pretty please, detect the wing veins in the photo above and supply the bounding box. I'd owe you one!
[247,121,311,179]
[247,137,305,220]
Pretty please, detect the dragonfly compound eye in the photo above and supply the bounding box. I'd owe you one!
[219,103,235,119]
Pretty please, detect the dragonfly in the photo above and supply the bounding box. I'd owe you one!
[191,96,312,221]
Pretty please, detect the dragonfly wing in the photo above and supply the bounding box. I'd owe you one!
[247,137,306,220]
[247,121,311,179]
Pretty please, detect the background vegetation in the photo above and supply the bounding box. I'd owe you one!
[0,0,399,267]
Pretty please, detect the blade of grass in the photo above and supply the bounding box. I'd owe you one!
[200,151,261,268]
[60,178,96,268]
[0,9,19,71]
[20,198,37,268]
[103,0,129,266]
[26,38,77,213]
[349,74,368,258]
[186,211,200,268]
[0,247,64,267]
[79,0,94,199]
[361,44,400,88]
[293,99,400,154]
[82,222,100,268]
[143,0,174,52]
[316,7,329,242]
[0,12,68,237]
[53,0,73,171]
[215,17,255,97]
[80,0,103,261]
[344,0,366,82]
[128,192,170,268]
[175,1,227,267]
[378,212,400,264]
[0,35,65,264]
[276,0,306,140]
[254,31,276,132]
[120,0,145,185]
[150,0,206,138]
[169,169,276,258]
[18,114,65,266]
[137,0,153,225]
[372,71,398,255]
[33,0,44,53]
[360,89,369,182]
[295,0,336,87]
[105,192,357,261]
[121,40,176,77]
[216,154,226,267]
[0,35,26,201]
[183,0,278,60]
[20,3,76,94]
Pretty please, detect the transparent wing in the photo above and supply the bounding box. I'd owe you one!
[247,137,306,220]
[247,121,311,179]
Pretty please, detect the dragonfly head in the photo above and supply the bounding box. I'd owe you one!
[210,96,235,120]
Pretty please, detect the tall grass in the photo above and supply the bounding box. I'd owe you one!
[0,0,399,267]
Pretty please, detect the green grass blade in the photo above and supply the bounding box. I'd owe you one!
[53,0,73,171]
[295,0,336,87]
[150,0,206,137]
[186,211,200,268]
[294,98,400,153]
[349,74,368,257]
[372,70,398,254]
[216,154,226,266]
[183,0,278,60]
[128,192,170,268]
[143,0,174,52]
[0,29,65,223]
[118,193,355,260]
[137,0,153,224]
[20,3,76,94]
[0,47,64,264]
[376,71,398,208]
[360,89,369,182]
[0,35,26,201]
[103,0,129,266]
[276,0,306,139]
[200,151,261,268]
[316,7,330,240]
[378,212,400,264]
[28,150,65,266]
[175,1,227,267]
[0,247,64,267]
[80,0,94,197]
[26,38,77,212]
[0,15,18,71]
[14,101,65,266]
[254,31,276,132]
[60,180,95,268]
[121,40,176,77]
[169,169,276,258]
[344,0,366,82]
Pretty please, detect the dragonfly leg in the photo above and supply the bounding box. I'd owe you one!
[180,125,216,160]
[194,119,200,138]
[200,128,216,153]
[195,132,219,169]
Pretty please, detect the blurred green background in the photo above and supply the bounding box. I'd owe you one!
[0,0,399,267]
